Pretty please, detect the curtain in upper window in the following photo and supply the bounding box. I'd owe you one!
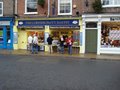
[26,0,37,13]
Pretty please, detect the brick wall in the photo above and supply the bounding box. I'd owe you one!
[17,0,120,18]
[3,0,14,16]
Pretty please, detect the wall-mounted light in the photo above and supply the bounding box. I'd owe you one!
[73,4,77,9]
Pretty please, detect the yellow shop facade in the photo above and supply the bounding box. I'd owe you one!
[13,18,83,54]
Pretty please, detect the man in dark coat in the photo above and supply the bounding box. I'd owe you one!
[47,35,53,53]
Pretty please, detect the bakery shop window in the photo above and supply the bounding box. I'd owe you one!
[101,22,120,48]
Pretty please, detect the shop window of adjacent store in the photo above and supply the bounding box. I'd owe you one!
[86,22,97,28]
[101,23,120,48]
[58,0,72,15]
[25,0,37,14]
[0,27,3,43]
[6,26,11,44]
[102,0,120,7]
[0,2,3,16]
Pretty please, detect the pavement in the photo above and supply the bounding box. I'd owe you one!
[0,49,120,60]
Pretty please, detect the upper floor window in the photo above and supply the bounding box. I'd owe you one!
[0,2,3,16]
[102,0,120,7]
[25,0,37,14]
[58,0,72,15]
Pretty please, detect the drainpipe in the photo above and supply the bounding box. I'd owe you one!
[15,0,17,15]
[13,0,15,16]
[47,0,50,17]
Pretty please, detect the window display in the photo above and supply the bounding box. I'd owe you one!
[101,23,120,48]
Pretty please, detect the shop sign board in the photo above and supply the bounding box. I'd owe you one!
[18,19,79,27]
[0,21,10,26]
[110,17,120,21]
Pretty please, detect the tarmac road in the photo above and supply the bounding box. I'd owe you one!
[0,54,120,90]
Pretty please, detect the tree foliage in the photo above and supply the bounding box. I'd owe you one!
[38,0,45,7]
[92,0,103,13]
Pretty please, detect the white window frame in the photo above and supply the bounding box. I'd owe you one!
[58,0,72,15]
[24,0,38,14]
[0,2,3,16]
[102,0,120,7]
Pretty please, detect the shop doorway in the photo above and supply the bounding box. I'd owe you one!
[0,26,13,49]
[18,31,27,49]
[85,29,97,53]
[27,31,44,51]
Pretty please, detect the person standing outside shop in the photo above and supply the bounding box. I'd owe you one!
[47,35,53,54]
[27,34,33,52]
[66,36,73,55]
[59,35,64,54]
[32,34,38,54]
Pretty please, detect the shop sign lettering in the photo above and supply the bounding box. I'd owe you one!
[18,20,79,27]
[110,17,120,21]
[0,21,10,26]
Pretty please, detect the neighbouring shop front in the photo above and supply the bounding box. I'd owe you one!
[82,14,120,55]
[0,17,14,49]
[100,16,120,54]
[17,18,81,53]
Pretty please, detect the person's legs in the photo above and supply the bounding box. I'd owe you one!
[50,45,53,53]
[35,44,38,54]
[30,43,32,52]
[31,45,34,54]
[61,46,64,54]
[69,45,72,55]
[68,45,70,54]
[68,45,72,55]
[48,45,51,53]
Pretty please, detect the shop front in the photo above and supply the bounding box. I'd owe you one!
[48,19,80,54]
[100,16,120,54]
[0,17,14,49]
[17,18,82,53]
[82,14,120,55]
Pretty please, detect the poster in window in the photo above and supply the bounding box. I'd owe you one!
[13,32,18,44]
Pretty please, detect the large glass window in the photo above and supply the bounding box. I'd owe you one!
[0,27,3,43]
[102,0,120,7]
[25,0,37,14]
[0,2,3,16]
[101,22,120,48]
[58,0,72,15]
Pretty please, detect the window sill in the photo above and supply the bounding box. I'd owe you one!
[102,5,120,8]
[58,13,72,16]
[24,12,38,15]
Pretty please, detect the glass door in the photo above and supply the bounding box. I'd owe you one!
[0,27,3,48]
